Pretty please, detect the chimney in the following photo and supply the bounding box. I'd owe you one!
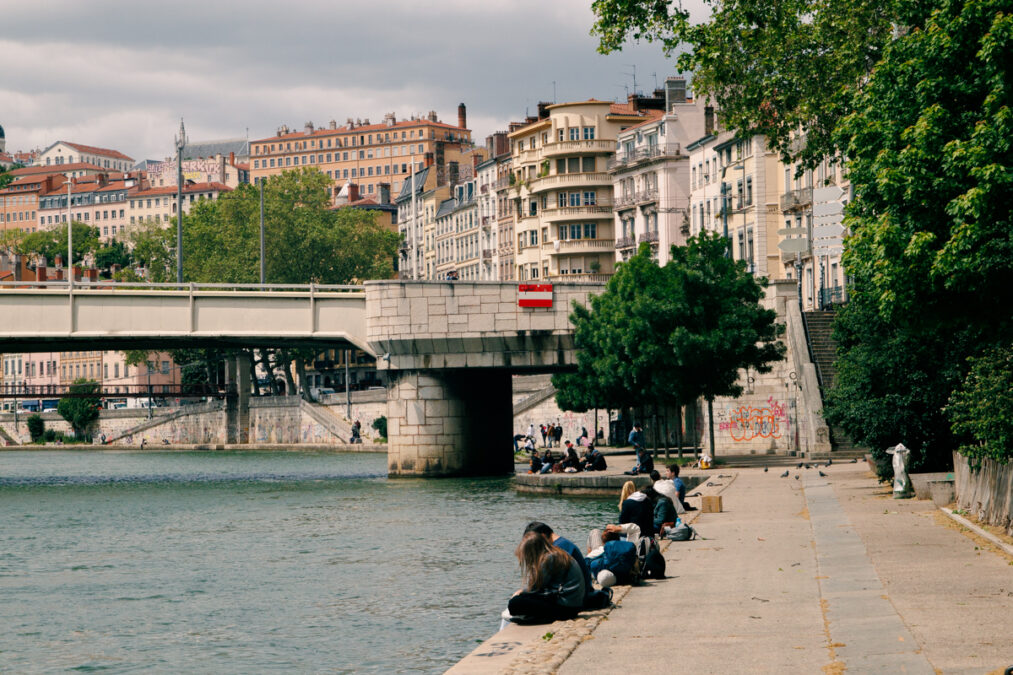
[37,264,47,282]
[13,254,22,282]
[537,102,552,119]
[305,121,314,134]
[448,161,459,186]
[229,151,235,165]
[428,110,438,122]
[458,103,467,129]
[423,152,434,168]
[665,76,687,110]
[86,268,98,283]
[54,268,64,281]
[329,119,338,130]
[348,183,360,203]
[704,106,715,135]
[378,183,391,205]
[55,253,63,269]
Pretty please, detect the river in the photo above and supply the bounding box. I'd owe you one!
[0,450,614,673]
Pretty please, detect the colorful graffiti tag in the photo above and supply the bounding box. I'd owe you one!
[719,397,789,442]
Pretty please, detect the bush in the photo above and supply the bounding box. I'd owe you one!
[948,343,1013,468]
[26,414,44,442]
[371,415,387,438]
[43,429,58,442]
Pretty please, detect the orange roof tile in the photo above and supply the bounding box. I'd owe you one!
[251,118,469,144]
[130,182,232,197]
[11,162,105,177]
[621,110,666,132]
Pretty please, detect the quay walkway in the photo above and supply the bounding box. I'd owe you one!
[453,460,1013,673]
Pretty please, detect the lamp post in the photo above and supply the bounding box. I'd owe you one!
[175,119,187,285]
[259,179,266,284]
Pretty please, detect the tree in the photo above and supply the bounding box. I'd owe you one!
[555,235,784,455]
[128,221,174,282]
[26,414,44,443]
[57,378,101,437]
[15,222,99,267]
[590,0,923,168]
[825,0,1012,477]
[948,343,1013,468]
[94,240,131,273]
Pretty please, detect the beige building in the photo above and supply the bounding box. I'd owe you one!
[507,99,661,282]
[37,141,134,173]
[687,131,783,280]
[251,107,472,203]
[611,77,712,265]
[127,182,232,232]
[38,173,141,242]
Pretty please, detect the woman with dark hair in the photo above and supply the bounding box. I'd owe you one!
[506,532,586,623]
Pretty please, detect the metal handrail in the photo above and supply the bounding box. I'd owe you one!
[0,280,365,292]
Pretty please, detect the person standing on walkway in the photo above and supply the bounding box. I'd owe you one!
[628,423,644,449]
[553,422,563,448]
[540,424,548,447]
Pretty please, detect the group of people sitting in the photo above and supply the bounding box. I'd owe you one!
[528,440,607,474]
[504,463,695,625]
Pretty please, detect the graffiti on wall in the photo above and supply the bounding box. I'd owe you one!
[720,397,789,442]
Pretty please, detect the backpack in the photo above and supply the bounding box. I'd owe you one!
[637,537,666,579]
[667,521,696,541]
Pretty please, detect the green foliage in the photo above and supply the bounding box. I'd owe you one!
[15,222,99,266]
[590,0,919,168]
[113,267,144,283]
[948,343,1013,466]
[554,235,784,414]
[122,350,152,368]
[94,240,131,271]
[175,170,399,284]
[825,0,1013,476]
[26,414,44,442]
[57,378,101,436]
[371,415,387,438]
[128,220,175,281]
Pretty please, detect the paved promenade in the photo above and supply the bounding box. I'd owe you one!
[556,464,1013,674]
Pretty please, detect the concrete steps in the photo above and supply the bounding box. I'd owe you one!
[301,401,355,442]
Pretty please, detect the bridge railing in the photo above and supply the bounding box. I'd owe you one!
[0,281,365,293]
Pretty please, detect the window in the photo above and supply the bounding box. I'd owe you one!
[584,222,597,239]
[568,193,580,207]
[162,360,169,374]
[569,128,579,141]
[745,177,753,205]
[583,191,596,206]
[582,157,595,172]
[530,230,538,245]
[557,129,564,142]
[583,127,595,140]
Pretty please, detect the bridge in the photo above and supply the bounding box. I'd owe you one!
[1,280,603,476]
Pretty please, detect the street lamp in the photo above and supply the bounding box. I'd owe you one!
[175,119,187,285]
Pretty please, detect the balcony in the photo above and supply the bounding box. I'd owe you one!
[529,171,612,194]
[636,188,659,204]
[615,236,635,250]
[552,272,612,283]
[779,186,813,211]
[494,177,511,190]
[638,231,659,244]
[543,238,616,254]
[482,249,494,261]
[541,139,617,158]
[481,215,491,227]
[607,144,683,171]
[542,204,613,223]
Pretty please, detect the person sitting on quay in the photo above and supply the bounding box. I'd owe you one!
[513,433,527,453]
[650,469,685,516]
[650,481,680,534]
[586,526,639,588]
[528,452,544,474]
[624,444,654,475]
[666,463,696,511]
[538,448,556,474]
[580,444,607,472]
[561,441,582,471]
[505,531,586,624]
[523,522,611,610]
[619,482,658,538]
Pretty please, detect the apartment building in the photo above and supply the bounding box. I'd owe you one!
[687,131,783,279]
[0,173,65,233]
[611,77,712,265]
[37,173,140,242]
[145,138,250,189]
[250,106,472,202]
[37,141,134,173]
[127,182,232,230]
[433,179,481,280]
[507,99,662,282]
[474,131,513,280]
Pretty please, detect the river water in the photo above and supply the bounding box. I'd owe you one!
[0,451,614,673]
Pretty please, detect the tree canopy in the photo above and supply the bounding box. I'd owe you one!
[57,378,101,436]
[15,222,99,267]
[554,235,784,440]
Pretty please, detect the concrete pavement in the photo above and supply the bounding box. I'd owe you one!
[557,464,1013,674]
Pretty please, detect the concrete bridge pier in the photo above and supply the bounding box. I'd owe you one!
[386,369,514,477]
[225,357,251,444]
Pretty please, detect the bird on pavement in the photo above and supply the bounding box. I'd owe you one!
[827,458,833,466]
[819,470,828,477]
[795,474,800,480]
[763,466,768,472]
[796,462,803,469]
[780,470,790,478]
[850,458,859,463]
[804,463,811,469]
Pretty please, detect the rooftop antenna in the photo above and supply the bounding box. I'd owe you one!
[552,81,557,103]
[625,63,638,96]
[616,84,629,101]
[652,71,658,91]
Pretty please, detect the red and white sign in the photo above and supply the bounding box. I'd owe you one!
[518,283,553,308]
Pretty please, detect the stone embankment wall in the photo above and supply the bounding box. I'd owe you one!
[954,452,1013,536]
[698,280,830,457]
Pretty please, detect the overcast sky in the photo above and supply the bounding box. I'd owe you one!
[1,0,708,162]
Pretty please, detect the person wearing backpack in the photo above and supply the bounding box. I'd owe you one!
[506,532,586,624]
[524,522,611,611]
[587,528,639,586]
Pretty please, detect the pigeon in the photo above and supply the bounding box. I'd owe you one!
[780,470,789,478]
[818,470,827,477]
[827,459,833,466]
[763,466,768,473]
[795,474,800,480]
[804,463,811,469]
[850,458,859,463]
[796,462,803,469]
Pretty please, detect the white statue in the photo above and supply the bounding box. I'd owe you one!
[886,443,914,499]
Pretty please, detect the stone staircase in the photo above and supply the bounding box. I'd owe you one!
[803,309,868,461]
[301,401,356,443]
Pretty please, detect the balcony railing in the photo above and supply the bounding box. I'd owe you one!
[779,186,813,211]
[542,205,613,222]
[638,231,659,244]
[615,236,635,250]
[482,249,494,261]
[494,177,512,190]
[636,188,659,203]
[607,144,683,170]
[552,273,612,283]
[541,139,618,158]
[481,215,491,227]
[544,239,615,254]
[480,184,489,194]
[819,285,845,308]
[529,172,612,193]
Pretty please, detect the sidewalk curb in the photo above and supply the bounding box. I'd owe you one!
[940,507,1013,557]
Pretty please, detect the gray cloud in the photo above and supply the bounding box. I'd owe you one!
[2,0,706,160]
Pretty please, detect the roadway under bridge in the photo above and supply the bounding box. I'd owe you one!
[1,280,604,477]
